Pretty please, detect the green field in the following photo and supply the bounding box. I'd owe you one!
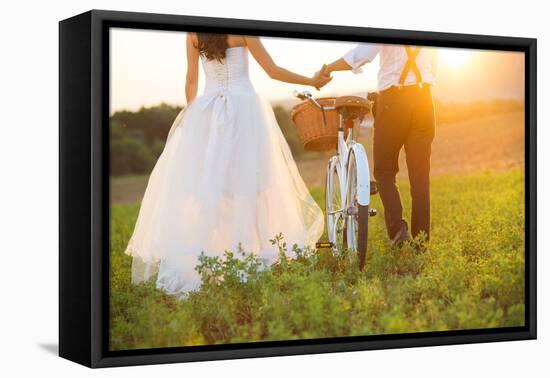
[110,169,525,350]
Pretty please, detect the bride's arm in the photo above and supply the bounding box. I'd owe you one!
[185,33,200,104]
[245,36,331,89]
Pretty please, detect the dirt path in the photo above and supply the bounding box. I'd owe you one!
[297,111,524,187]
[111,112,524,204]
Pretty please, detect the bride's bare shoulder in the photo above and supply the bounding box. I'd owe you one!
[187,32,198,45]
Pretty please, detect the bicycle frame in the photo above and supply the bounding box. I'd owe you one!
[334,108,372,209]
[294,89,372,220]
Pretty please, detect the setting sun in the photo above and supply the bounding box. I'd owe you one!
[439,48,474,68]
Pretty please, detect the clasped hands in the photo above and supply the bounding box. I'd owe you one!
[311,64,332,90]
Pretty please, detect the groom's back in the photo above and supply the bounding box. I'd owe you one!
[377,45,438,91]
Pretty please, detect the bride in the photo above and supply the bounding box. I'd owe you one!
[125,33,330,295]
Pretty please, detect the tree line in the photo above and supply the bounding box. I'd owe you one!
[110,99,523,176]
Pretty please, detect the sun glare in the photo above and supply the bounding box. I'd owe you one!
[439,48,473,69]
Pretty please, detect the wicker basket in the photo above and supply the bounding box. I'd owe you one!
[291,97,341,152]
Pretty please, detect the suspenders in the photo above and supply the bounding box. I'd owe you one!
[398,46,423,88]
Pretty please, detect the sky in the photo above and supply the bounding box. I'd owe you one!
[110,28,524,114]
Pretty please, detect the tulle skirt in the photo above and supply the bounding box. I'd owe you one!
[124,89,324,295]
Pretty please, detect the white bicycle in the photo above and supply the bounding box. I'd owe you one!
[293,90,378,270]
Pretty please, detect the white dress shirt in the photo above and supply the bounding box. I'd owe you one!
[343,44,438,91]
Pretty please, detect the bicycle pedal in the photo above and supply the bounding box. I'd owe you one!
[369,208,377,217]
[316,242,334,249]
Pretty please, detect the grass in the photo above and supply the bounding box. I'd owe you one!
[109,169,525,350]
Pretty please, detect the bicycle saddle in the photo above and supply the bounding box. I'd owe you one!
[334,96,371,120]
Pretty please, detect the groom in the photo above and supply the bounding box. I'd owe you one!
[320,44,438,247]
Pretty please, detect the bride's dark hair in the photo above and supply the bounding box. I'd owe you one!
[195,33,229,62]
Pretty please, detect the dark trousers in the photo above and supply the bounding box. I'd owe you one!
[373,85,435,241]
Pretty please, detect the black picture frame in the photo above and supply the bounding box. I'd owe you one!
[59,9,537,368]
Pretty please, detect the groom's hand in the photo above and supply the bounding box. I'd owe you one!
[319,63,330,77]
[312,64,332,90]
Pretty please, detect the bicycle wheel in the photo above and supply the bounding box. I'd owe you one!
[346,151,369,270]
[326,157,346,250]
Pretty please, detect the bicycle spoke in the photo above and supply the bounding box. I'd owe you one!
[326,159,347,251]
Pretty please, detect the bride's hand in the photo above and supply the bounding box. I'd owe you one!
[311,64,332,90]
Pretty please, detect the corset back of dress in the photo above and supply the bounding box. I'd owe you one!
[201,46,253,94]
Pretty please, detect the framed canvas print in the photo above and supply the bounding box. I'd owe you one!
[59,9,537,368]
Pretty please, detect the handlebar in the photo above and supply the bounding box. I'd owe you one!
[293,89,326,110]
[295,89,377,112]
[294,89,377,130]
[293,89,310,101]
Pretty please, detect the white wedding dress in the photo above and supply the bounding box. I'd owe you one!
[125,46,324,295]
